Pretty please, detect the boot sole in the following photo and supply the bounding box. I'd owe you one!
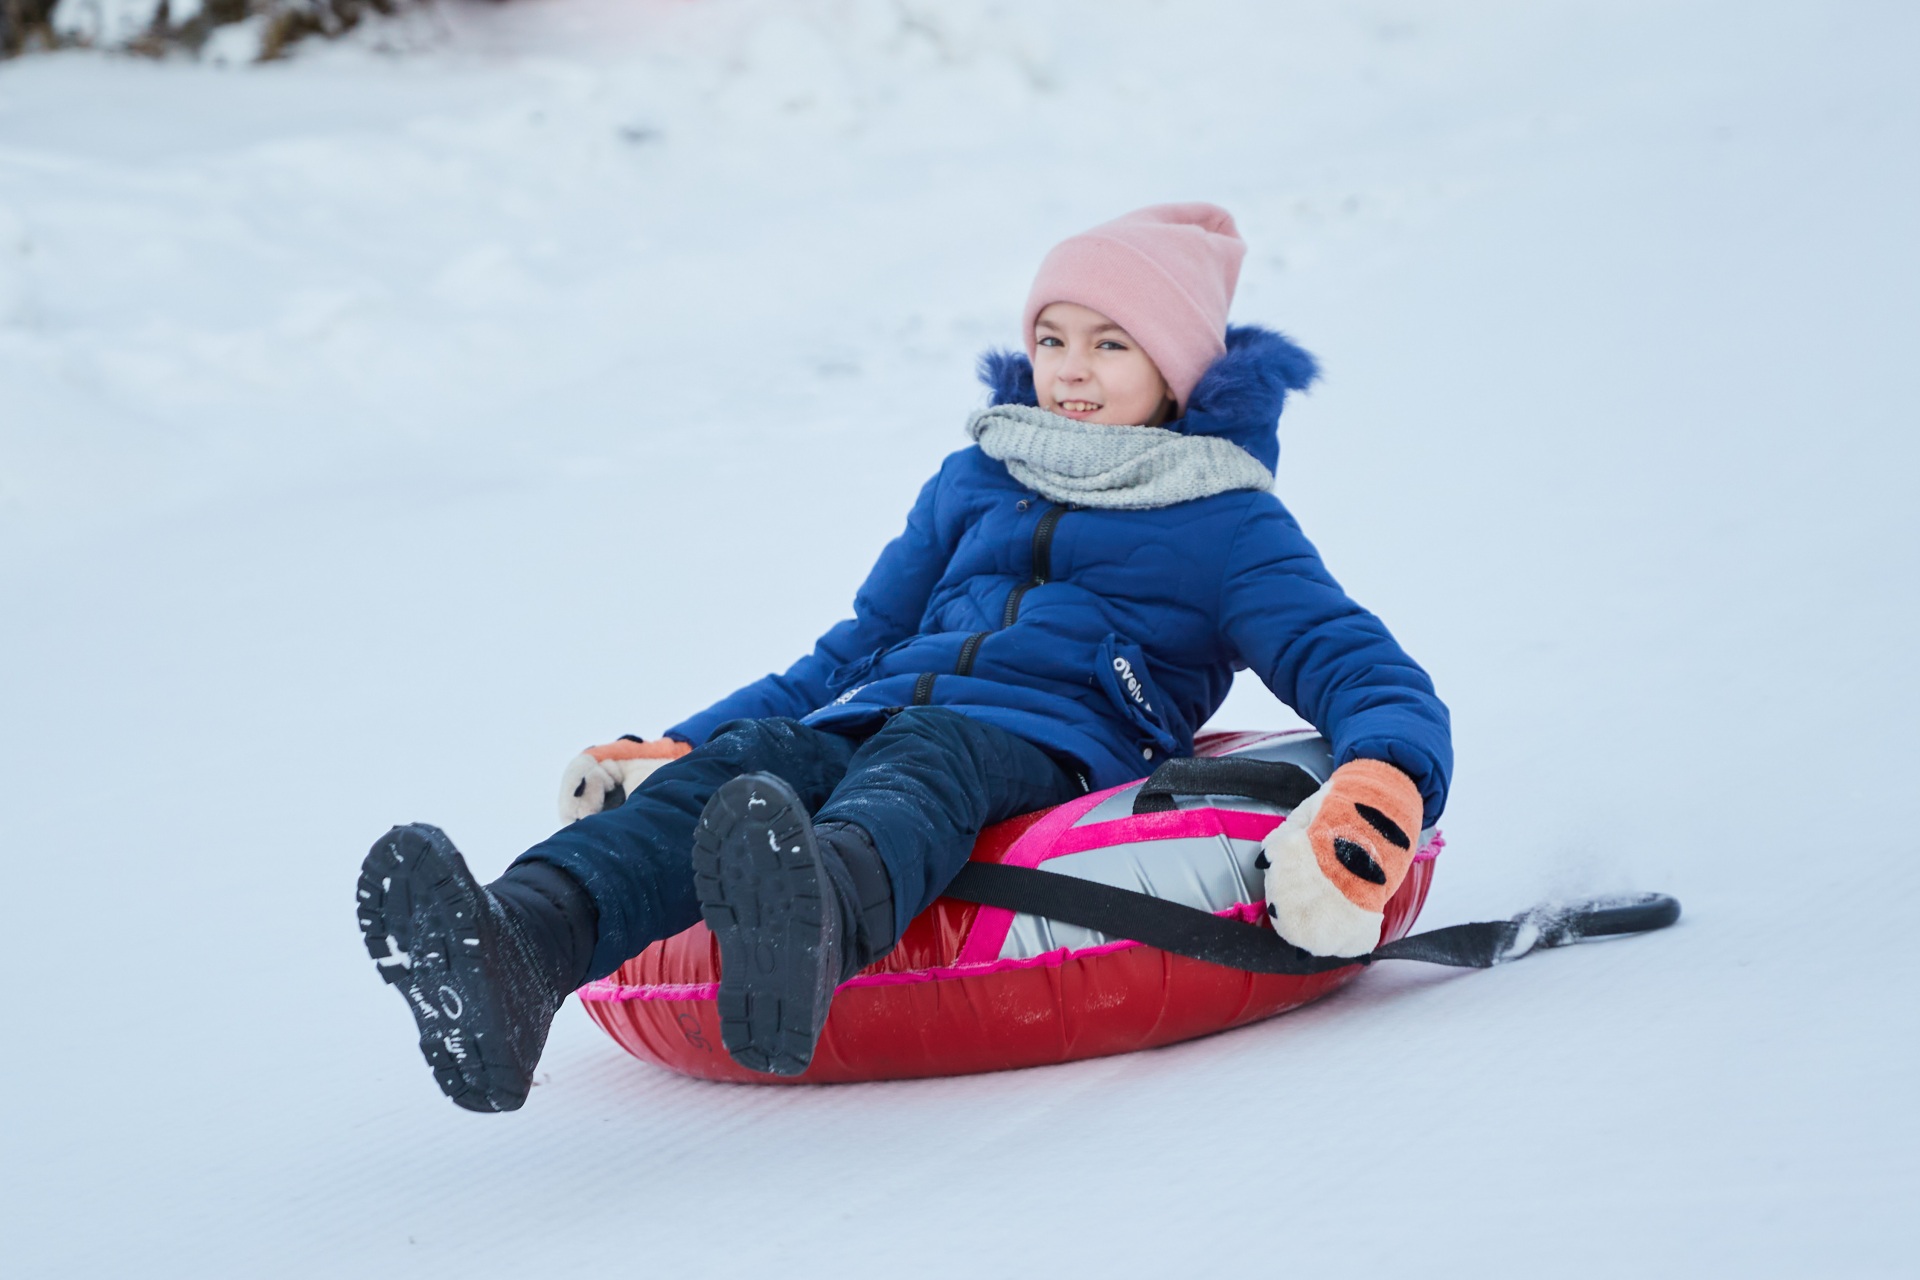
[356,824,530,1112]
[690,774,837,1077]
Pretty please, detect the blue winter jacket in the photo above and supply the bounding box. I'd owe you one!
[668,326,1453,825]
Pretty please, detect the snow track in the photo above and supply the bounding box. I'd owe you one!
[2,1,1915,1275]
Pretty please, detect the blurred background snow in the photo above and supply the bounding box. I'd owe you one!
[2,2,1916,1276]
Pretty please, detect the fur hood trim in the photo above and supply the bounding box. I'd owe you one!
[975,324,1319,474]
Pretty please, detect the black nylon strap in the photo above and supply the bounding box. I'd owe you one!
[1132,756,1322,815]
[944,861,1679,973]
[948,862,1354,973]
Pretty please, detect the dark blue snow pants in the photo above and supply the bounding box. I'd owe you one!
[515,709,1084,982]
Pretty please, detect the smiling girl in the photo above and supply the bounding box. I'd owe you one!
[1033,302,1177,424]
[357,203,1452,1111]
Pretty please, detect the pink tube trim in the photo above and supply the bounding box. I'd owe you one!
[954,784,1125,964]
[1001,787,1116,869]
[1051,806,1284,854]
[578,978,721,1002]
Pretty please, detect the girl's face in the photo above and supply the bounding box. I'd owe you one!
[1032,302,1174,426]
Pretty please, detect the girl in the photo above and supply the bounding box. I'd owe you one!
[357,204,1451,1111]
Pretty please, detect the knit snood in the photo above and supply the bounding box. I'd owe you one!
[966,404,1273,510]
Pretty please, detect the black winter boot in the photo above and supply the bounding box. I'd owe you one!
[356,825,595,1112]
[813,819,898,972]
[690,773,897,1076]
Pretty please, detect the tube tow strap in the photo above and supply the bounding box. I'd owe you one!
[1129,756,1321,814]
[943,861,1681,974]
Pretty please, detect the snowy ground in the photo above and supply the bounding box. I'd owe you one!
[3,1,1917,1275]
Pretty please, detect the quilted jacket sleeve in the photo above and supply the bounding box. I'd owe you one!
[1217,496,1453,826]
[666,457,960,746]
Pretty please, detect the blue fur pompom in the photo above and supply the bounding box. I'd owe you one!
[978,348,1038,408]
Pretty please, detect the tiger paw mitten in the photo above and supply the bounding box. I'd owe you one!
[1258,758,1423,957]
[557,736,692,822]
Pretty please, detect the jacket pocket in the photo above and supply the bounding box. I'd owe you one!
[1095,634,1182,757]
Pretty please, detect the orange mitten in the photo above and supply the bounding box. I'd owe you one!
[1259,758,1423,957]
[556,737,692,822]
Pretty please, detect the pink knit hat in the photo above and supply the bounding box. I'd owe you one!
[1023,202,1246,411]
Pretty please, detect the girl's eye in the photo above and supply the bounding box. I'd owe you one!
[1097,340,1127,350]
[1037,336,1063,347]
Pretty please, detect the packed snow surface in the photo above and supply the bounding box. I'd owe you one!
[2,1,1916,1275]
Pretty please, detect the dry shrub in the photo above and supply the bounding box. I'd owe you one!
[1,0,61,57]
[6,0,418,61]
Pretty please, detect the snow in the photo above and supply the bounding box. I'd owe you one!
[2,0,1917,1274]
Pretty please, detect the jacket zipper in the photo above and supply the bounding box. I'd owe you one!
[911,671,937,705]
[1002,502,1067,628]
[939,502,1069,696]
[954,631,985,677]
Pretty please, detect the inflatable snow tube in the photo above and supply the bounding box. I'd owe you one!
[579,729,1441,1083]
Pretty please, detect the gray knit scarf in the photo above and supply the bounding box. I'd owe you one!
[966,403,1272,510]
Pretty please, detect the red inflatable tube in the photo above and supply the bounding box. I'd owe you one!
[579,730,1438,1084]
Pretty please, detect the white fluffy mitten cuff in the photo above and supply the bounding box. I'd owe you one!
[1259,758,1424,957]
[557,737,693,822]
